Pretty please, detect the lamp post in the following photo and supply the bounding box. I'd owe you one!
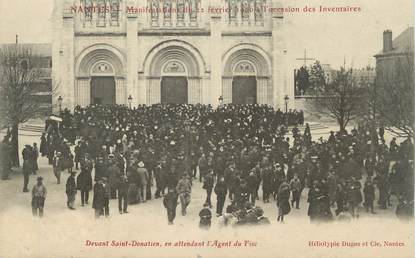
[128,95,133,109]
[284,95,289,114]
[58,95,63,114]
[218,95,223,107]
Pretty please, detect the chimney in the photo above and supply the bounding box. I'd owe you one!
[383,30,393,52]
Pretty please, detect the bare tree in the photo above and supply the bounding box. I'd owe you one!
[371,52,414,138]
[307,67,369,132]
[0,44,43,167]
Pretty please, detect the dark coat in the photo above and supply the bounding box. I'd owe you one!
[307,188,330,220]
[107,164,122,187]
[214,180,228,196]
[203,174,214,190]
[163,191,178,210]
[363,182,375,203]
[94,161,107,181]
[77,169,93,191]
[277,184,291,215]
[92,182,106,210]
[66,176,77,194]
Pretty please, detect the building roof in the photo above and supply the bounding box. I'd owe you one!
[0,43,51,57]
[375,27,414,57]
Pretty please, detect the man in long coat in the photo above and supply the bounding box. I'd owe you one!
[32,177,47,217]
[176,175,192,216]
[92,179,105,218]
[277,179,291,222]
[163,188,178,225]
[66,171,77,210]
[77,154,93,206]
[22,145,34,191]
[136,161,149,202]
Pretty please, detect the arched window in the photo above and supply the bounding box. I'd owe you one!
[110,0,120,26]
[81,0,93,24]
[97,0,107,27]
[254,0,264,24]
[163,0,172,26]
[189,0,198,24]
[150,0,159,26]
[228,0,238,23]
[176,0,185,26]
[241,0,250,22]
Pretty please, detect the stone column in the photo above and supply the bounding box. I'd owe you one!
[115,77,126,105]
[209,1,222,106]
[75,78,90,107]
[271,2,285,110]
[126,7,139,106]
[147,77,161,104]
[222,77,233,104]
[188,77,201,104]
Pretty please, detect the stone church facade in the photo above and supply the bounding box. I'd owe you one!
[52,0,291,111]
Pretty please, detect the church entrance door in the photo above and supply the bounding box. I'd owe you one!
[90,76,116,105]
[232,76,257,104]
[161,76,188,104]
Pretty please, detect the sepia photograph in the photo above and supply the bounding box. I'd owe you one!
[0,0,414,257]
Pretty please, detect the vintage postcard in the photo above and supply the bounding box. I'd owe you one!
[0,0,413,257]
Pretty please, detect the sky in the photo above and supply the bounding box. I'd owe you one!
[0,0,413,69]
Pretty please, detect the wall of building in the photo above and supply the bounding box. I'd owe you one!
[52,0,291,112]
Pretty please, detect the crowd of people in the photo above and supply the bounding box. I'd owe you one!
[2,103,413,224]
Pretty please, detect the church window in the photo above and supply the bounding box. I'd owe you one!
[97,0,107,27]
[150,0,159,26]
[81,0,93,24]
[254,0,264,23]
[241,0,250,22]
[189,0,198,23]
[110,0,120,26]
[176,0,185,26]
[228,0,238,23]
[163,0,172,26]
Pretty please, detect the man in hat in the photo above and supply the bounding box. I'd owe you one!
[32,143,39,173]
[289,173,302,209]
[92,179,106,218]
[107,156,122,199]
[214,176,227,216]
[277,179,291,222]
[136,161,149,203]
[22,145,34,191]
[52,151,64,184]
[363,177,376,214]
[176,174,192,216]
[163,188,178,225]
[118,175,129,214]
[66,171,77,210]
[102,177,111,217]
[202,169,214,207]
[32,177,47,217]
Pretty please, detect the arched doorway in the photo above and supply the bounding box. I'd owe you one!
[231,61,257,104]
[160,60,188,104]
[144,41,205,105]
[75,45,126,107]
[222,46,271,105]
[90,62,116,105]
